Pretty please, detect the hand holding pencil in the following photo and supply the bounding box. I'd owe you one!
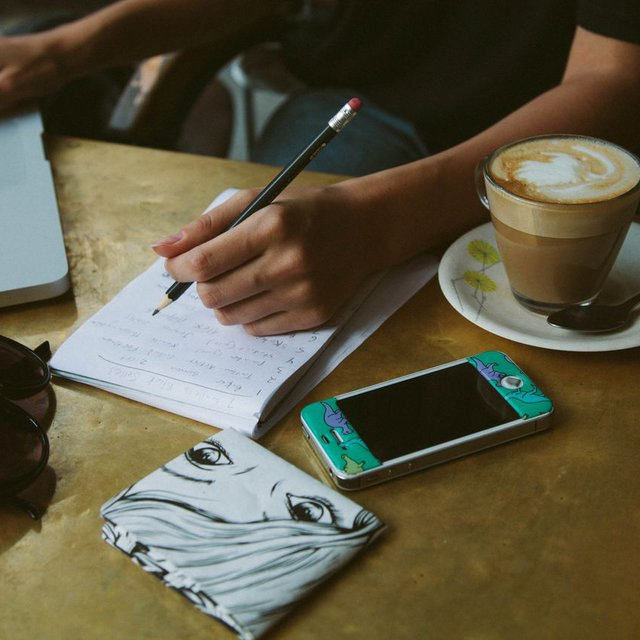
[152,98,366,335]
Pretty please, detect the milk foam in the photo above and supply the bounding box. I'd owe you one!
[489,137,640,203]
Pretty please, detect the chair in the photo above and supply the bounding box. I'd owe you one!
[226,42,303,156]
[106,35,301,158]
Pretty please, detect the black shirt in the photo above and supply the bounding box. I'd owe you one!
[282,0,640,152]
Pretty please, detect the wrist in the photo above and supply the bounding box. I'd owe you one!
[319,179,390,275]
[329,164,442,268]
[41,20,98,84]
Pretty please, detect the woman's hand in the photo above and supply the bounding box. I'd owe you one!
[0,31,73,112]
[152,185,381,336]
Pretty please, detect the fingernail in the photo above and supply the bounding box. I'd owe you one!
[151,231,183,247]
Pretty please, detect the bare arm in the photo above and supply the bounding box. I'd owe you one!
[0,0,280,110]
[150,28,640,335]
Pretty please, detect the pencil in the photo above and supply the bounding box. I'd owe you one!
[152,97,362,315]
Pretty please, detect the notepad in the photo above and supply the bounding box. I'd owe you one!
[101,428,386,639]
[50,190,438,437]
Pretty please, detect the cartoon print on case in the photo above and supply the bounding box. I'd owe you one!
[467,351,553,419]
[301,400,381,475]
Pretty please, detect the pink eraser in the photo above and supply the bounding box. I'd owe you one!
[348,98,362,112]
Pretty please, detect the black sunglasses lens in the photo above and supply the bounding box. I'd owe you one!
[0,338,50,398]
[0,400,48,490]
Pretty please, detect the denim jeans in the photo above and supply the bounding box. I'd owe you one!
[251,89,429,176]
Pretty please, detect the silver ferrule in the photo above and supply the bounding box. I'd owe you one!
[328,103,358,132]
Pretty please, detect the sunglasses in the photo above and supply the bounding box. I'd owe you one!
[0,335,52,519]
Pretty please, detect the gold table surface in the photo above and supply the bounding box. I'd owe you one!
[2,137,639,640]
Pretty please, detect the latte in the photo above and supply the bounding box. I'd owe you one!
[479,135,640,312]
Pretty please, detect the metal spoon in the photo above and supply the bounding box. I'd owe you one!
[547,292,640,332]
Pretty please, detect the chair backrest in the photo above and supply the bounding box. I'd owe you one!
[107,21,279,149]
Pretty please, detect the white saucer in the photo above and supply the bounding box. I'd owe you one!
[438,221,640,352]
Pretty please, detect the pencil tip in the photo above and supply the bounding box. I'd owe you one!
[152,294,172,315]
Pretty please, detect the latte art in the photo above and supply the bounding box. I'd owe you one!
[489,137,640,203]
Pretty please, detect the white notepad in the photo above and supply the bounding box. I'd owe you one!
[0,109,69,307]
[50,190,438,437]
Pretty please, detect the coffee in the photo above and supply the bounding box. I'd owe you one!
[488,136,640,204]
[482,135,640,312]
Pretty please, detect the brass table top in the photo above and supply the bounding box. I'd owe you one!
[2,137,638,639]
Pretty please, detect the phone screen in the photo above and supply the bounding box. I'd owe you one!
[335,361,519,462]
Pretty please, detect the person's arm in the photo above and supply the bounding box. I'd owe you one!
[154,27,640,336]
[0,0,280,111]
[344,27,640,266]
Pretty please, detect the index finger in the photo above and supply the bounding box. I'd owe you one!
[151,188,261,258]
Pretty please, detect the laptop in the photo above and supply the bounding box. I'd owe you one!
[0,109,70,307]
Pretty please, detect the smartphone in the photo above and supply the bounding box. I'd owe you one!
[300,351,553,490]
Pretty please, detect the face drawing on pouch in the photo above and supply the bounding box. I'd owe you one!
[150,438,349,528]
[101,433,384,638]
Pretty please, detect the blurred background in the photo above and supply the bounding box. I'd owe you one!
[0,1,298,162]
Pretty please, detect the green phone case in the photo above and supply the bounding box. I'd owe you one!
[301,351,552,477]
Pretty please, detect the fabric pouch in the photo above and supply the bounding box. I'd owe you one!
[101,428,385,639]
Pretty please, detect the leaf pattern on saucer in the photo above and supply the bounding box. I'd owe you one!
[463,270,497,292]
[467,239,500,267]
[451,238,502,320]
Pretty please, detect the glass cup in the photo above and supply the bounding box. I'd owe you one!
[476,135,640,314]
